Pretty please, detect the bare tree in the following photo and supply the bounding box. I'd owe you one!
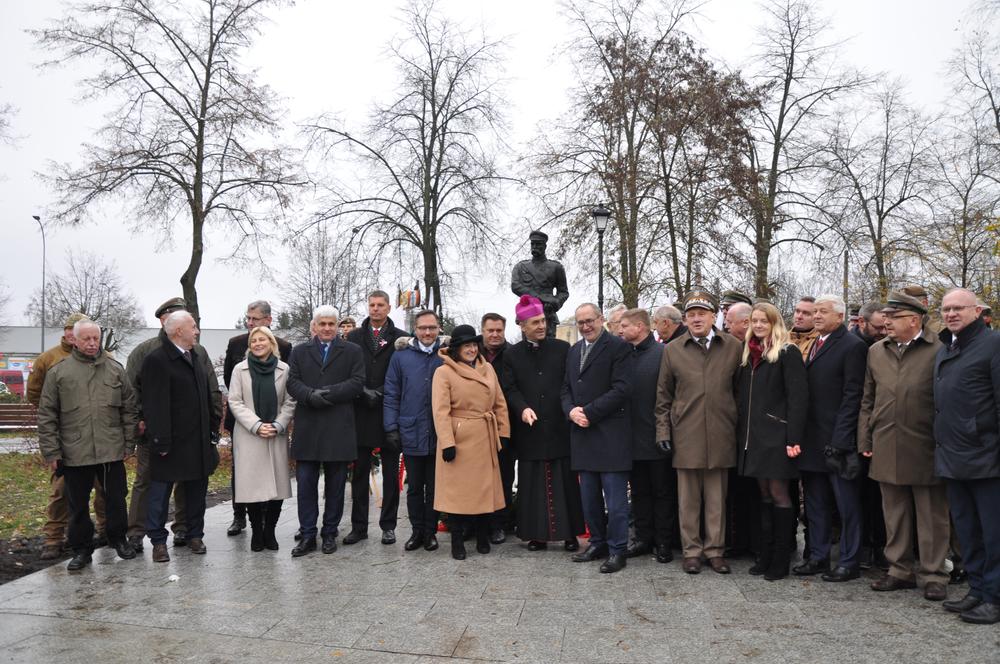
[33,0,304,325]
[0,101,14,145]
[813,84,934,297]
[301,0,510,316]
[738,0,868,298]
[25,250,144,351]
[279,222,379,341]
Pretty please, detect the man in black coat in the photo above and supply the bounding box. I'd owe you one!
[793,294,868,582]
[343,291,409,546]
[286,305,365,557]
[561,303,633,573]
[482,312,515,544]
[222,300,293,536]
[501,296,584,552]
[141,311,221,563]
[934,288,1000,624]
[619,309,674,564]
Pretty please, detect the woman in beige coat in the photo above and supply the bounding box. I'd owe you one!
[228,326,296,552]
[432,324,511,560]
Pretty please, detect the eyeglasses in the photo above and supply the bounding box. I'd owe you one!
[940,305,975,314]
[576,318,600,327]
[416,325,439,332]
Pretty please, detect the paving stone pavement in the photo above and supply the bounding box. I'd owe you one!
[2,481,998,663]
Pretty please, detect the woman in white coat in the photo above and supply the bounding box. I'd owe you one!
[228,326,296,551]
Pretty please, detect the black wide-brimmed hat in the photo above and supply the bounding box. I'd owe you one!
[449,324,482,348]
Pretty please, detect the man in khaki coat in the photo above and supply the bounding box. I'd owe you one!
[655,291,742,574]
[859,291,949,601]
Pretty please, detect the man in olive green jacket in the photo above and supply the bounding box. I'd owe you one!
[125,297,222,551]
[858,291,949,601]
[27,312,109,559]
[38,320,139,571]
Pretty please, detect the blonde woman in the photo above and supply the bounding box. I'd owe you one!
[227,326,296,551]
[736,302,808,580]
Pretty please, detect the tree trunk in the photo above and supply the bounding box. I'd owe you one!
[181,208,205,327]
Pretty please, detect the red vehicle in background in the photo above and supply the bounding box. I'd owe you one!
[0,371,26,399]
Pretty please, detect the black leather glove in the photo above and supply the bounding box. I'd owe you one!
[210,430,220,445]
[307,389,331,408]
[656,439,673,456]
[442,446,456,463]
[362,386,383,409]
[383,430,401,453]
[499,437,510,451]
[823,445,861,481]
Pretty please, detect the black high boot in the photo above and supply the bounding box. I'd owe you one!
[476,515,491,554]
[749,502,774,576]
[450,517,466,560]
[264,500,282,551]
[766,506,795,581]
[247,503,265,552]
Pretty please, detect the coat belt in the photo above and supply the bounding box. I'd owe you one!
[450,409,502,452]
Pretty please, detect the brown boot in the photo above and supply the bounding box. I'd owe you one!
[152,543,170,562]
[40,544,63,561]
[187,538,207,554]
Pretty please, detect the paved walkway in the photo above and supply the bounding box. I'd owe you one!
[0,484,995,663]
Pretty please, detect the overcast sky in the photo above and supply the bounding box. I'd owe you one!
[0,0,973,331]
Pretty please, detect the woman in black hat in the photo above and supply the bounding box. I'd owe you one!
[431,324,511,560]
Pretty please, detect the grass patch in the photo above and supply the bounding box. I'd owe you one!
[0,447,233,540]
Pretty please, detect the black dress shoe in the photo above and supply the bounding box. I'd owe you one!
[944,593,983,614]
[126,535,144,553]
[343,530,367,545]
[424,534,439,551]
[404,532,423,551]
[571,544,608,562]
[490,528,506,545]
[625,540,652,559]
[294,528,303,541]
[654,544,673,564]
[227,518,245,536]
[564,539,579,552]
[381,529,396,545]
[600,554,627,574]
[113,540,136,560]
[172,533,187,547]
[858,547,874,570]
[792,558,829,576]
[66,552,92,571]
[960,602,1000,624]
[821,565,860,582]
[527,540,548,551]
[322,536,338,554]
[291,538,316,557]
[949,567,968,584]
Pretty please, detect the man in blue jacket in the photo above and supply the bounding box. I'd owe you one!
[935,288,1000,625]
[384,309,445,552]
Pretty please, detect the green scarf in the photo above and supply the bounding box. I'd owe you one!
[247,353,278,423]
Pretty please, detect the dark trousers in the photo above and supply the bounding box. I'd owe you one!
[802,470,862,569]
[128,442,186,538]
[861,471,887,555]
[350,448,399,532]
[726,470,759,555]
[296,460,348,540]
[491,446,516,532]
[630,459,677,547]
[231,457,245,521]
[64,462,128,552]
[948,478,1000,603]
[147,477,208,545]
[579,470,629,556]
[404,453,438,535]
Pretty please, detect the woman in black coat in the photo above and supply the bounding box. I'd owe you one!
[736,302,808,580]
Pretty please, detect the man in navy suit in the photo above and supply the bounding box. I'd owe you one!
[561,303,633,573]
[793,294,868,581]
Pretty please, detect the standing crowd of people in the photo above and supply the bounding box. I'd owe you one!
[32,283,1000,626]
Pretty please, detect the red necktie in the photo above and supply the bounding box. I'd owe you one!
[810,337,825,360]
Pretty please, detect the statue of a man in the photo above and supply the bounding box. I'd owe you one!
[511,230,569,337]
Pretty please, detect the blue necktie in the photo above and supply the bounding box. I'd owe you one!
[322,343,329,362]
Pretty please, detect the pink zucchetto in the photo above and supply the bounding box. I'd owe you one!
[515,294,545,322]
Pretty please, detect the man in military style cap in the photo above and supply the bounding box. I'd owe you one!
[511,230,570,338]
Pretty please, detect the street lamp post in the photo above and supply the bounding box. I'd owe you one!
[32,215,45,354]
[590,204,610,313]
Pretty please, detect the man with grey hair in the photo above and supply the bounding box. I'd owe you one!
[222,300,293,536]
[38,319,138,570]
[125,297,221,553]
[652,305,686,344]
[141,310,221,562]
[606,304,628,337]
[724,302,752,342]
[793,294,868,582]
[286,305,365,557]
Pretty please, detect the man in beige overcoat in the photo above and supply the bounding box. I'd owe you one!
[655,291,742,574]
[859,291,949,601]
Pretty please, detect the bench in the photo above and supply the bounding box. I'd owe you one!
[0,404,38,430]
